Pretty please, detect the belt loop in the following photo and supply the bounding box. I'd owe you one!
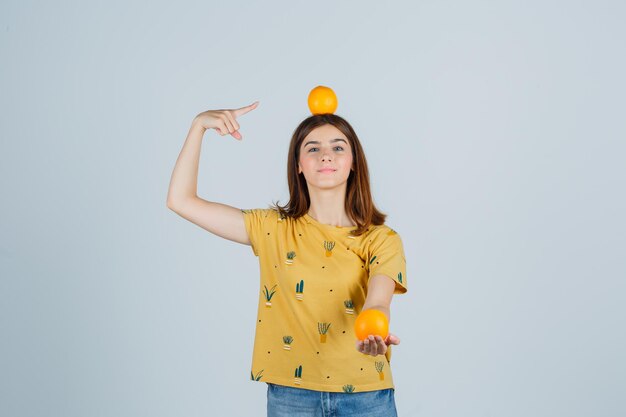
[321,391,332,416]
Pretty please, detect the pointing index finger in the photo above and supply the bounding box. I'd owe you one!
[233,101,259,118]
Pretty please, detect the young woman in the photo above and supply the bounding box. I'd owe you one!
[166,101,408,416]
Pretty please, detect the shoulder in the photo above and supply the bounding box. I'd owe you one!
[241,207,280,219]
[363,224,405,257]
[240,208,281,226]
[366,223,402,241]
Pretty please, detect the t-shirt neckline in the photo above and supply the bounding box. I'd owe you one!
[303,213,358,232]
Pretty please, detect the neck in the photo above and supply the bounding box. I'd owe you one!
[306,184,355,227]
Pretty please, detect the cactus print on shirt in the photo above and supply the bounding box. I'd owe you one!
[242,208,408,393]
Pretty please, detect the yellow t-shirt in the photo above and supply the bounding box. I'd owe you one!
[242,208,408,393]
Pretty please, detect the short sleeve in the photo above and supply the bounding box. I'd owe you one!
[241,208,274,257]
[367,227,408,294]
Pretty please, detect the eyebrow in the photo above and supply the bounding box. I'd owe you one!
[303,138,348,148]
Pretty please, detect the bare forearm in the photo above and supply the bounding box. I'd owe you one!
[166,119,207,206]
[363,305,391,322]
[361,275,395,323]
[166,102,258,207]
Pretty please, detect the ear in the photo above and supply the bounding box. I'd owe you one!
[298,162,302,174]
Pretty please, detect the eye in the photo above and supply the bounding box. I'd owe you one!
[308,147,319,152]
[333,146,344,151]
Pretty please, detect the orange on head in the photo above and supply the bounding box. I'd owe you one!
[354,309,389,341]
[307,85,338,115]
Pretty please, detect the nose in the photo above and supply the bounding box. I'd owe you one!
[321,150,332,162]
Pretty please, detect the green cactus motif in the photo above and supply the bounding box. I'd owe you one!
[251,369,264,381]
[294,365,303,385]
[295,279,304,300]
[263,284,277,307]
[240,209,252,214]
[375,361,385,380]
[342,384,356,393]
[318,322,331,343]
[323,241,336,257]
[283,336,294,350]
[344,300,355,314]
[369,255,377,265]
[285,251,296,265]
[397,272,403,284]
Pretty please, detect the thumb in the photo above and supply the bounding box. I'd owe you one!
[384,333,400,346]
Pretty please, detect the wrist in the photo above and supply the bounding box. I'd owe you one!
[191,117,207,133]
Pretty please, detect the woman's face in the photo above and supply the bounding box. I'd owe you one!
[297,124,354,191]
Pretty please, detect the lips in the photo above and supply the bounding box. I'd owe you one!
[318,168,336,173]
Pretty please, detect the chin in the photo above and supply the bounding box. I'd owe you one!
[308,180,349,191]
[303,172,350,190]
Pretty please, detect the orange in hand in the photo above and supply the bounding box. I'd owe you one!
[354,309,389,341]
[307,85,338,115]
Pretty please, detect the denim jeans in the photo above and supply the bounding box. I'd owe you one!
[266,383,398,417]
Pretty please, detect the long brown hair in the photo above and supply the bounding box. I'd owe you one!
[272,114,386,236]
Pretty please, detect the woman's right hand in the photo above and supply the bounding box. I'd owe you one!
[193,101,259,140]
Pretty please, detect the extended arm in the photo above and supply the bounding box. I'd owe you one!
[356,274,401,356]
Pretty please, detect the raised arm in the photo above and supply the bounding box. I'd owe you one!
[166,102,259,245]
